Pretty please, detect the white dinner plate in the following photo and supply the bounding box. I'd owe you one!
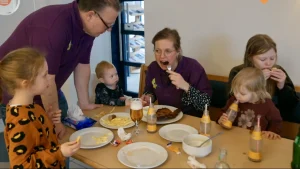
[99,112,135,129]
[117,142,168,168]
[69,127,114,149]
[159,124,198,142]
[142,105,183,124]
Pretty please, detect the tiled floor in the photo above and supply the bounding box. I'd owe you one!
[0,119,92,168]
[70,157,93,168]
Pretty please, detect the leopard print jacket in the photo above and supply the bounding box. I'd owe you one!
[4,104,65,169]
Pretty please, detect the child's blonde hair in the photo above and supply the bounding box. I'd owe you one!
[0,48,45,95]
[231,67,271,102]
[95,61,115,79]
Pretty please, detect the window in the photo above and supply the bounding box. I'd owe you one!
[111,0,144,97]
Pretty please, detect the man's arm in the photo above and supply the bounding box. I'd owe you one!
[41,75,59,116]
[74,63,90,107]
[41,75,66,140]
[74,63,102,110]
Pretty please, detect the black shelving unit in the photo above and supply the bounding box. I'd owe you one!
[121,29,145,36]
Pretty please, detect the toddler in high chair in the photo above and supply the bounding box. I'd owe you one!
[218,67,282,140]
[1,48,80,168]
[95,61,130,106]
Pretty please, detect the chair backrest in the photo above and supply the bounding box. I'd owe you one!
[138,64,148,97]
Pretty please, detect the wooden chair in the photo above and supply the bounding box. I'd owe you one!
[138,64,148,97]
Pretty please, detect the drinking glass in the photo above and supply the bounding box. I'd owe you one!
[130,98,143,135]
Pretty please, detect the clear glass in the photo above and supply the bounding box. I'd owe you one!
[215,148,230,169]
[130,98,143,135]
[125,66,140,93]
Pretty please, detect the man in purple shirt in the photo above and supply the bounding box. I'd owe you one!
[0,0,120,162]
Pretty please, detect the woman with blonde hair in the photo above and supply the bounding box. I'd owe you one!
[228,34,299,122]
[219,67,282,140]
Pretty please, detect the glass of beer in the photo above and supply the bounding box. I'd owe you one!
[130,98,143,135]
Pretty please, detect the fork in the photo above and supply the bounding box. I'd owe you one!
[167,65,172,71]
[167,65,179,89]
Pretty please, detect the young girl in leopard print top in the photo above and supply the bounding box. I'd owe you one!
[217,67,282,140]
[0,48,80,169]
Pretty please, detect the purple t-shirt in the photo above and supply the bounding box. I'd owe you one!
[145,56,212,110]
[0,1,95,106]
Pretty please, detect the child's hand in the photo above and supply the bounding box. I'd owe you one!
[119,97,126,101]
[262,69,271,80]
[51,111,62,124]
[218,113,228,124]
[141,94,152,106]
[270,68,286,89]
[46,106,62,124]
[60,140,80,157]
[125,99,131,106]
[262,131,281,140]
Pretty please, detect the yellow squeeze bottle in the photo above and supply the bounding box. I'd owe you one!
[248,115,263,162]
[200,104,211,136]
[221,100,239,129]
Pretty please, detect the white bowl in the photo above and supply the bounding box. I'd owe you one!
[182,134,212,157]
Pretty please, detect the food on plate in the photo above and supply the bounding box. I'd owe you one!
[156,108,180,121]
[108,114,117,121]
[92,133,112,144]
[76,136,81,143]
[102,116,133,127]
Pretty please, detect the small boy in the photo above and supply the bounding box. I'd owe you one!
[95,61,130,106]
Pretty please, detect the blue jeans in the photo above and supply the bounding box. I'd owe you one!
[0,90,69,168]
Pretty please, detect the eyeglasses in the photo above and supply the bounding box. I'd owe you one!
[154,49,176,57]
[94,10,114,30]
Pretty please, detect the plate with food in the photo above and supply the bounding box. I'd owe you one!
[100,112,135,129]
[117,142,168,168]
[142,105,183,124]
[69,127,114,149]
[159,124,198,142]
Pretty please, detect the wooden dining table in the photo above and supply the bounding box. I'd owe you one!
[61,105,293,168]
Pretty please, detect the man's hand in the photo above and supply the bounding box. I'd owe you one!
[55,123,66,140]
[79,103,103,110]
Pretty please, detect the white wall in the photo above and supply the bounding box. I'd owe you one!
[144,0,300,85]
[0,1,34,45]
[0,0,112,105]
[64,33,112,105]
